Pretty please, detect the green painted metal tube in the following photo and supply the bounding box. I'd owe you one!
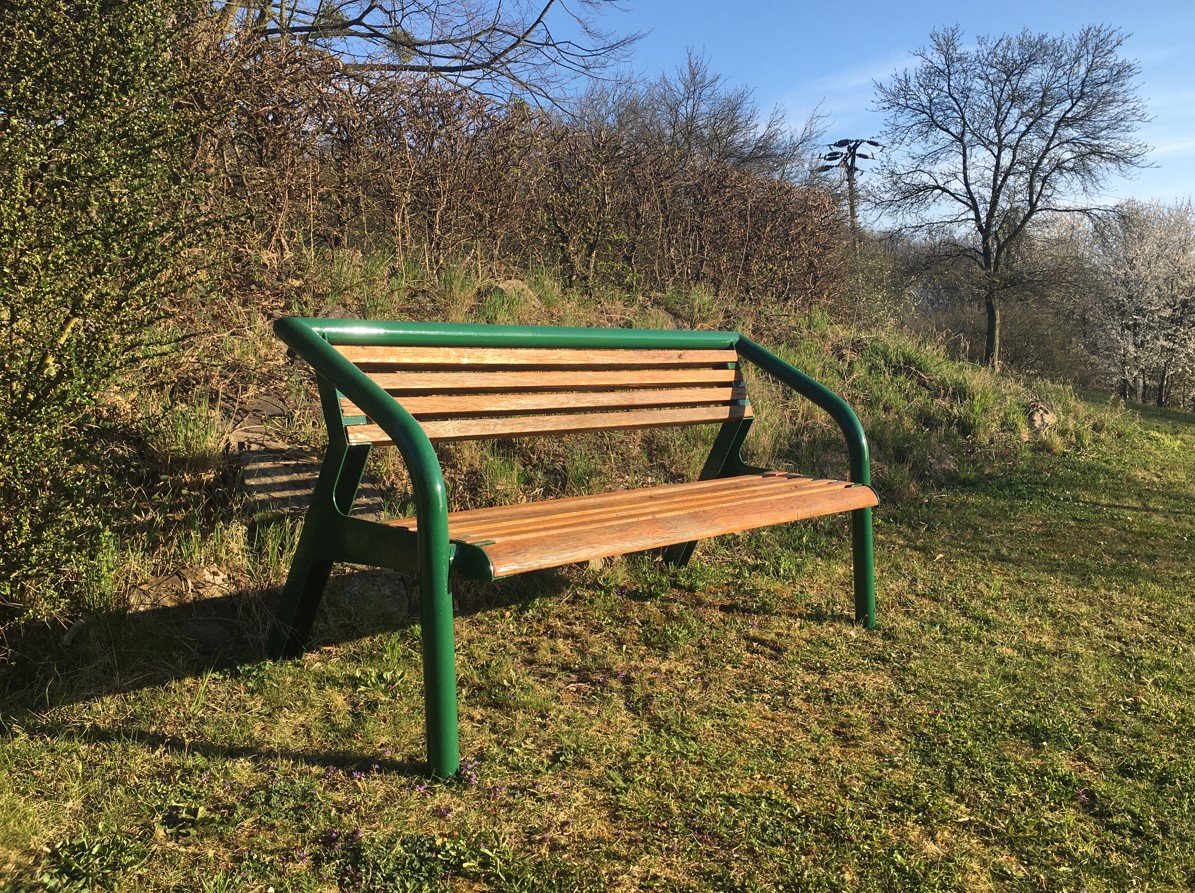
[735,337,875,626]
[267,439,354,658]
[735,337,871,486]
[296,318,740,350]
[274,318,460,776]
[852,507,876,629]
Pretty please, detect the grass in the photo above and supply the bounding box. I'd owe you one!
[1,272,1192,891]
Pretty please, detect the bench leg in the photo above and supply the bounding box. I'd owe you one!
[268,552,334,659]
[852,506,875,629]
[662,539,698,567]
[267,444,370,659]
[664,419,753,568]
[420,554,460,778]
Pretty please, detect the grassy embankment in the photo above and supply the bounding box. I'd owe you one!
[1,265,1192,891]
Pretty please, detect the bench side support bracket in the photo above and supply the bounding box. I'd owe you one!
[735,338,876,629]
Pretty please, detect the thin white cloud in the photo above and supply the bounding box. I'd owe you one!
[772,51,913,135]
[1133,43,1183,65]
[1146,137,1195,159]
[803,50,916,93]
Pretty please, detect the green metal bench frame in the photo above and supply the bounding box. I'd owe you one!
[267,318,876,777]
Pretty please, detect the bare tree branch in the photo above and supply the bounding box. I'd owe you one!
[215,0,640,103]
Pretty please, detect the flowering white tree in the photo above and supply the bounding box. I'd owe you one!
[1090,200,1195,404]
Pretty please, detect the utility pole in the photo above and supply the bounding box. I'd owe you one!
[818,139,881,249]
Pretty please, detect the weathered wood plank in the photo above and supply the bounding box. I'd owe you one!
[480,485,878,576]
[454,479,858,545]
[340,386,747,418]
[387,473,799,533]
[434,474,827,540]
[363,368,740,393]
[347,404,753,444]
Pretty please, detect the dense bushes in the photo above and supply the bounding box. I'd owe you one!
[193,35,847,309]
[0,0,203,641]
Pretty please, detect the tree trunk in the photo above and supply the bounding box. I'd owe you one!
[983,288,1001,370]
[1156,365,1169,407]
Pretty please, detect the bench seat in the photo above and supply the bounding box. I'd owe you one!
[388,471,878,579]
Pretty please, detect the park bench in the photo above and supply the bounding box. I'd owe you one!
[267,318,878,777]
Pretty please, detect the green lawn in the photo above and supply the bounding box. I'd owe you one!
[2,399,1192,891]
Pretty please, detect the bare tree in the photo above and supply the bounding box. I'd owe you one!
[582,51,824,180]
[875,25,1150,369]
[213,0,639,102]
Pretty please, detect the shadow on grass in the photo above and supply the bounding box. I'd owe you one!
[12,721,429,778]
[1129,402,1195,427]
[0,566,572,714]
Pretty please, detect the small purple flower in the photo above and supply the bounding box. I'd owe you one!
[455,755,481,786]
[294,848,309,864]
[351,769,366,780]
[351,828,364,841]
[371,763,382,773]
[436,806,452,818]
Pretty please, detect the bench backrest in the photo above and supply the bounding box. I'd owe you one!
[333,343,753,444]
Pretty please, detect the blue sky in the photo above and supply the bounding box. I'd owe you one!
[592,0,1195,203]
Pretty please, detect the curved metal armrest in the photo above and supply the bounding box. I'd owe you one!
[273,317,451,536]
[735,337,872,486]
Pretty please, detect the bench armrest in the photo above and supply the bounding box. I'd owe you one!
[273,317,451,538]
[735,337,871,487]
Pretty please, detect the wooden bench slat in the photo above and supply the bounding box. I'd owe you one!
[384,472,877,577]
[363,368,740,393]
[339,345,739,368]
[341,386,748,418]
[386,472,800,533]
[481,485,876,577]
[347,404,754,444]
[455,479,858,545]
[434,474,825,540]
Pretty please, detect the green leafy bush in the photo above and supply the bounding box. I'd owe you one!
[0,0,203,642]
